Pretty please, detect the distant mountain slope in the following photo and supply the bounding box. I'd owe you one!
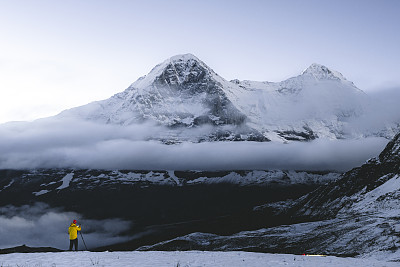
[292,132,400,219]
[138,132,400,257]
[56,54,397,142]
[228,63,369,141]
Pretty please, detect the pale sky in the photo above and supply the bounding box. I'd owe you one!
[1,0,399,123]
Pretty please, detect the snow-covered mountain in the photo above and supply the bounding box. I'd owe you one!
[59,54,245,127]
[56,53,396,142]
[226,63,369,141]
[57,54,265,142]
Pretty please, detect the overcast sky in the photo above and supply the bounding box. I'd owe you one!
[1,0,400,123]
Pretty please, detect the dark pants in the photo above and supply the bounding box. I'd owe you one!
[69,238,78,251]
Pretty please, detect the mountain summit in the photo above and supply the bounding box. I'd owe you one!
[57,54,397,142]
[302,63,347,81]
[131,54,215,90]
[116,53,247,128]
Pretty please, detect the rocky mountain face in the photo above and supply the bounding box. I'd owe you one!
[56,54,397,143]
[61,54,246,128]
[136,133,400,258]
[292,132,400,219]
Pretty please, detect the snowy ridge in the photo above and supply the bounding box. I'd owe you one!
[349,175,400,215]
[139,215,400,261]
[287,132,400,255]
[18,170,339,198]
[55,54,398,143]
[185,170,339,186]
[302,63,348,82]
[293,132,400,219]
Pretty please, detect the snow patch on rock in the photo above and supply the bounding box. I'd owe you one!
[56,173,74,190]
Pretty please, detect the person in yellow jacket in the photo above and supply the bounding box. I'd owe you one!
[68,219,81,251]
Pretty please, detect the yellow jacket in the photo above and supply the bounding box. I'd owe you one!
[68,223,81,240]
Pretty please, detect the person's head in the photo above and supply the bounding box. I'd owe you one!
[73,219,77,224]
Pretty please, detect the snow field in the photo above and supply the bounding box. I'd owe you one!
[0,251,398,267]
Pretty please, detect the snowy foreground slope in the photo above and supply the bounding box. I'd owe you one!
[0,251,398,267]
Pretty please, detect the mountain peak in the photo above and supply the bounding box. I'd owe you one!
[117,53,247,129]
[131,54,214,89]
[168,53,200,63]
[302,63,346,81]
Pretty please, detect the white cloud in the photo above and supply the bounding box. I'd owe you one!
[0,203,131,250]
[0,118,389,171]
[344,87,400,136]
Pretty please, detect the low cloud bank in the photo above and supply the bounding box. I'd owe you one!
[347,87,400,135]
[0,118,389,171]
[0,203,131,250]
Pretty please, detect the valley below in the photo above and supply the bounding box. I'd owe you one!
[0,169,338,251]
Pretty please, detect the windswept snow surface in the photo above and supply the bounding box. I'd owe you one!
[0,251,398,267]
[350,175,400,215]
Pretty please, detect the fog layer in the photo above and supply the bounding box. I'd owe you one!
[0,118,389,171]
